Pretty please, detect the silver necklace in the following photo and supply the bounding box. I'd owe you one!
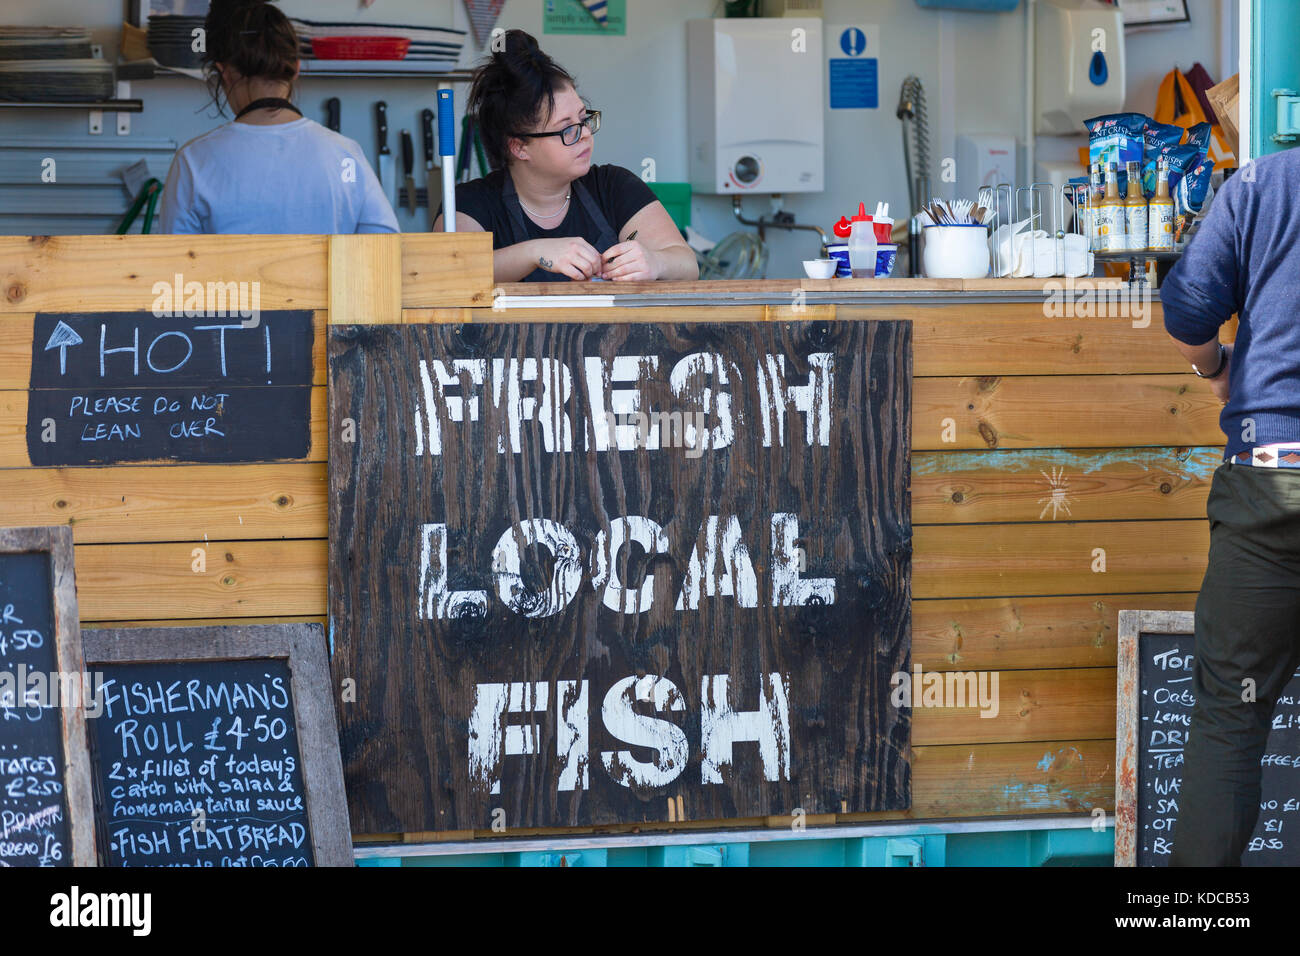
[518,191,571,220]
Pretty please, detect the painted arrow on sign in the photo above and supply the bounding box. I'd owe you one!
[43,320,83,375]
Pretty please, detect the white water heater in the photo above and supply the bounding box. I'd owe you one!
[1035,0,1126,135]
[687,18,825,194]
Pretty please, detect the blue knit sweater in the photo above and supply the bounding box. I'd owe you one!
[1161,148,1300,461]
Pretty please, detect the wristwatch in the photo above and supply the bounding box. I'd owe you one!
[1193,344,1228,379]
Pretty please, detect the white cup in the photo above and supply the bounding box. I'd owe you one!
[922,224,990,279]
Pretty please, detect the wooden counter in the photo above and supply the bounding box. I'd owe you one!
[0,234,1227,843]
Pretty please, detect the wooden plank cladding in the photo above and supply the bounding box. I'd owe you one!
[0,233,493,313]
[0,463,326,544]
[914,374,1221,450]
[913,446,1220,523]
[0,232,1221,835]
[366,735,1118,836]
[74,538,327,621]
[66,522,1204,621]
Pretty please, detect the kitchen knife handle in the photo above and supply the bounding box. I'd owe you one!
[325,97,340,132]
[421,108,435,169]
[401,130,414,175]
[376,101,390,155]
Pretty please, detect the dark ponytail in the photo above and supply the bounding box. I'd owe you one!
[202,0,299,116]
[467,30,577,171]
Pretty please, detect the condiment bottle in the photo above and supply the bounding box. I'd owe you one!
[1099,162,1126,253]
[1148,158,1175,252]
[848,217,878,278]
[1088,163,1104,250]
[1123,160,1147,253]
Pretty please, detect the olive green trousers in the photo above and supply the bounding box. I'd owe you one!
[1169,462,1300,866]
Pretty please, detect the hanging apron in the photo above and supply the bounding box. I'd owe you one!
[500,169,619,282]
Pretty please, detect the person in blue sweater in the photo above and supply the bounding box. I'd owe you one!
[159,0,397,235]
[1161,150,1300,866]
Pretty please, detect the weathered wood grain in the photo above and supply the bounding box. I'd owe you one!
[0,235,328,312]
[0,463,326,543]
[913,446,1220,523]
[913,374,1223,450]
[913,592,1197,670]
[329,320,912,832]
[914,520,1209,597]
[910,667,1117,746]
[0,234,493,313]
[354,736,1119,839]
[64,522,1204,622]
[329,235,402,325]
[74,539,327,620]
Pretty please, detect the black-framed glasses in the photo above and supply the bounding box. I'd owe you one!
[517,110,601,146]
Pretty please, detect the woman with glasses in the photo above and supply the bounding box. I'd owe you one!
[433,30,696,282]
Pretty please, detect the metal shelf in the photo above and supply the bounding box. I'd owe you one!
[118,60,473,82]
[0,99,142,111]
[1093,250,1183,263]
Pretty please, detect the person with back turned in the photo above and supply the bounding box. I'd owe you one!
[159,0,397,235]
[1160,151,1300,866]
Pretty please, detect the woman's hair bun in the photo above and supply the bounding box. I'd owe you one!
[467,30,578,171]
[202,0,297,116]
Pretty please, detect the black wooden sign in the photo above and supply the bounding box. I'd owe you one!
[0,526,96,866]
[1118,610,1300,866]
[329,320,912,834]
[81,624,353,867]
[27,310,314,466]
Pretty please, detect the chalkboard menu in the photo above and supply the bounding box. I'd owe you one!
[81,624,353,867]
[0,526,96,867]
[329,320,912,834]
[1116,610,1300,866]
[27,310,314,466]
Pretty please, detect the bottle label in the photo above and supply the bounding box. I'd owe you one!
[1149,205,1175,252]
[1097,205,1126,252]
[1126,206,1148,252]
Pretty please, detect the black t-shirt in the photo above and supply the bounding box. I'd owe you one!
[438,163,658,282]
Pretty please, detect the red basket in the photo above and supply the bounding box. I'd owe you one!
[311,36,411,60]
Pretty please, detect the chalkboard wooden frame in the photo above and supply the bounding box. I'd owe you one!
[1114,608,1195,867]
[0,525,98,867]
[80,623,354,867]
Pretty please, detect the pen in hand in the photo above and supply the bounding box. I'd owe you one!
[606,230,638,263]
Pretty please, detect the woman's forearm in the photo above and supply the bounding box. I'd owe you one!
[493,240,543,283]
[653,243,699,281]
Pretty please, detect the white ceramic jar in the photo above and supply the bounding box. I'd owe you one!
[922,224,990,279]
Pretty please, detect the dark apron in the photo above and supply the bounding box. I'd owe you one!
[501,169,619,282]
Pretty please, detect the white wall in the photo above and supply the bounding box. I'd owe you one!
[2,0,1234,277]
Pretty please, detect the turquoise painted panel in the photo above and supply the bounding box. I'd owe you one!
[1252,0,1300,155]
[365,826,1115,867]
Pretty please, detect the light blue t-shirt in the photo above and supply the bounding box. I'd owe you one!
[159,116,399,235]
